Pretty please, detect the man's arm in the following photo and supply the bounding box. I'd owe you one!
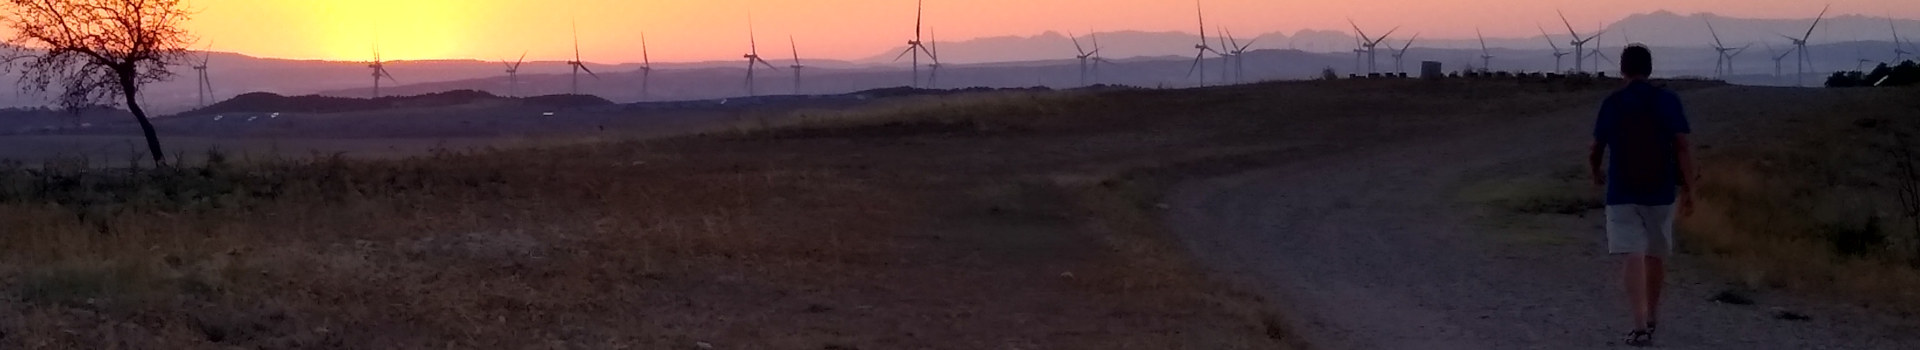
[1589,140,1607,186]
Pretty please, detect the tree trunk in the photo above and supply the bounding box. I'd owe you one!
[118,69,165,167]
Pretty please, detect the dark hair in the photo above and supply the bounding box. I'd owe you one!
[1620,44,1652,77]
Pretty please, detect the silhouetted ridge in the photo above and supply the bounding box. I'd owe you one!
[175,90,611,117]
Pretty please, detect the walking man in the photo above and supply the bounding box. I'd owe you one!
[1589,44,1696,347]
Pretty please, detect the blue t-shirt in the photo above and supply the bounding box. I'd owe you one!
[1594,81,1690,206]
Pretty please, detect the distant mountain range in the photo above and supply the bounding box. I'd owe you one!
[856,11,1920,64]
[0,11,1913,113]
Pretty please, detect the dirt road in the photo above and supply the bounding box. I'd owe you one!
[1167,86,1920,349]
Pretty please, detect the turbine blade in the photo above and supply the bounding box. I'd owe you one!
[1070,31,1086,55]
[1243,38,1260,51]
[1707,19,1724,47]
[1186,53,1203,78]
[516,51,526,67]
[894,47,914,61]
[642,32,651,66]
[1477,28,1488,51]
[915,0,924,40]
[1376,26,1400,44]
[582,65,598,78]
[1559,10,1580,38]
[1196,0,1206,42]
[1348,19,1368,42]
[1539,24,1561,50]
[791,35,801,65]
[1399,33,1416,51]
[1803,4,1829,40]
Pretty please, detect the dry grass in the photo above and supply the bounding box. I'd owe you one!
[1679,87,1920,311]
[0,78,1625,348]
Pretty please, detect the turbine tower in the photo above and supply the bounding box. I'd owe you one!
[1391,33,1418,75]
[1476,29,1493,72]
[567,22,600,95]
[368,45,396,98]
[1559,10,1604,74]
[502,52,526,97]
[1349,19,1399,74]
[893,0,932,87]
[789,36,805,95]
[191,45,213,108]
[1186,0,1220,86]
[1780,5,1829,87]
[1539,24,1569,72]
[742,20,778,97]
[639,33,653,101]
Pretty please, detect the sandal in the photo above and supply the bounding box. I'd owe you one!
[1623,329,1653,347]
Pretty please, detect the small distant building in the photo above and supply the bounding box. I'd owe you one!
[1420,61,1443,79]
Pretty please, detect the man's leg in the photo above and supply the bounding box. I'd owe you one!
[1623,253,1650,328]
[1646,255,1665,326]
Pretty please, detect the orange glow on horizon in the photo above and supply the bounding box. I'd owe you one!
[174,0,1920,64]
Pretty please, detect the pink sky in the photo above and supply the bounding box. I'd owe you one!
[179,0,1919,63]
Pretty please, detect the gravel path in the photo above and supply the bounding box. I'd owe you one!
[1166,86,1920,349]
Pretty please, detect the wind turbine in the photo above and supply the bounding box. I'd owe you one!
[1707,19,1735,78]
[191,44,213,108]
[567,22,599,95]
[789,36,805,95]
[502,52,525,97]
[1894,17,1912,63]
[1225,29,1257,83]
[1766,42,1794,80]
[1780,5,1828,86]
[1349,19,1399,74]
[1216,28,1231,83]
[1587,29,1613,74]
[1072,30,1096,86]
[1539,24,1569,72]
[1391,33,1418,75]
[638,33,653,101]
[1476,29,1493,72]
[1186,0,1221,86]
[368,44,396,98]
[1351,37,1365,74]
[893,0,933,87]
[743,19,778,97]
[926,29,943,89]
[1725,43,1751,77]
[1559,10,1604,73]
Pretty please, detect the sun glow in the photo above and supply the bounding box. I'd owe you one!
[172,0,1920,64]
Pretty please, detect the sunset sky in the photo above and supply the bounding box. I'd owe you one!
[182,0,1920,63]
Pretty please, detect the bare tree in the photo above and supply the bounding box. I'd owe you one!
[3,0,194,167]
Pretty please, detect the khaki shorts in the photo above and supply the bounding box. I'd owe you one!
[1606,204,1676,256]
